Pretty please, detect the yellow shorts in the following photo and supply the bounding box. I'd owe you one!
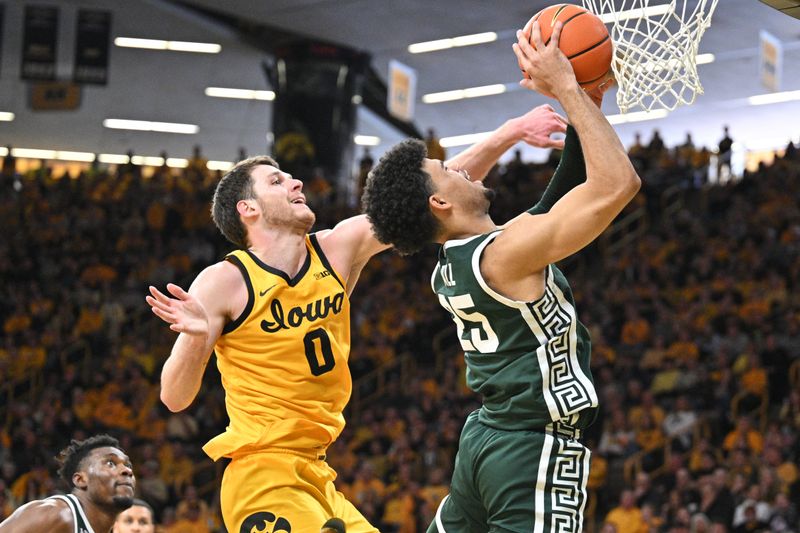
[221,449,379,533]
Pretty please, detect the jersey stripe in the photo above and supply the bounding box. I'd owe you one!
[222,254,255,335]
[469,233,597,422]
[47,494,95,533]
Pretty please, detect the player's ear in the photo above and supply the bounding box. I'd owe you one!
[429,193,452,216]
[237,199,258,218]
[72,471,88,490]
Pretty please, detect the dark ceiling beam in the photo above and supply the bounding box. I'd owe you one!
[166,0,423,139]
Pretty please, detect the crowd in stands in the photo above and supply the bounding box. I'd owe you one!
[0,127,798,532]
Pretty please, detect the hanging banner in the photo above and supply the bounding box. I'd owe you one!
[74,9,111,85]
[759,29,783,92]
[21,5,59,81]
[0,4,5,78]
[388,60,416,122]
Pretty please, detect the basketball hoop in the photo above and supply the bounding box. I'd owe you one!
[581,0,719,113]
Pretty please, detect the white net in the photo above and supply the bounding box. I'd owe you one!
[581,0,719,113]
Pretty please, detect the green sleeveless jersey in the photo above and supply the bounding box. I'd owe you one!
[432,231,598,430]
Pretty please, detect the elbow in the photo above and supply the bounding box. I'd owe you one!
[160,390,188,413]
[626,171,642,197]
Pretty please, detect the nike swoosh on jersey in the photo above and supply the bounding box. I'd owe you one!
[259,284,277,297]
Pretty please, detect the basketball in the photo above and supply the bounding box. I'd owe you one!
[525,3,613,92]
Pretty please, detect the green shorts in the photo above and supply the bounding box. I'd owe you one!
[428,410,591,533]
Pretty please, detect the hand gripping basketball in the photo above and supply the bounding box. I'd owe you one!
[527,4,612,92]
[513,21,577,100]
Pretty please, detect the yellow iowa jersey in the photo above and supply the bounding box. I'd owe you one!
[203,234,352,460]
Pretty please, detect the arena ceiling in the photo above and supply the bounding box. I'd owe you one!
[1,0,800,170]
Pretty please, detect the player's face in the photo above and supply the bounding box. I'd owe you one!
[81,447,135,510]
[250,164,315,231]
[423,158,494,214]
[114,504,155,533]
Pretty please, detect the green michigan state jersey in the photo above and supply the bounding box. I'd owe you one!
[432,231,598,430]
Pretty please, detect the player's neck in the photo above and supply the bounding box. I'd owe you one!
[72,493,116,533]
[248,230,309,277]
[440,215,496,242]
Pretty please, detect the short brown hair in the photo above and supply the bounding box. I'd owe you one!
[211,156,278,248]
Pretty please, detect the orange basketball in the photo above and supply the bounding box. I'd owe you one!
[525,3,613,92]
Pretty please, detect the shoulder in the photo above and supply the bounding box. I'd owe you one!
[193,259,246,291]
[190,259,247,312]
[0,498,74,532]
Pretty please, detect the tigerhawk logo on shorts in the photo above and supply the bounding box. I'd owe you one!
[240,511,292,533]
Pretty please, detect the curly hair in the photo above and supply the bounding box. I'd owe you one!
[211,156,278,249]
[362,139,440,255]
[56,434,123,488]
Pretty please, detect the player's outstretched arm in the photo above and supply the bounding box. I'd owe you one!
[315,215,391,296]
[444,104,568,182]
[490,21,639,276]
[0,499,73,532]
[146,262,235,411]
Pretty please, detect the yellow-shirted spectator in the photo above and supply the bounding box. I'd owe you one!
[604,490,645,533]
[664,330,699,363]
[723,416,763,455]
[74,307,104,336]
[418,479,449,517]
[80,263,118,285]
[382,486,416,533]
[620,308,651,347]
[349,463,386,506]
[3,308,31,336]
[160,442,195,495]
[628,392,665,430]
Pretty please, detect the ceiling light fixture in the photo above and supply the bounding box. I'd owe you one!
[205,87,275,100]
[114,37,221,54]
[423,84,507,104]
[103,119,199,134]
[408,32,497,54]
[354,135,381,146]
[607,109,670,125]
[440,132,491,148]
[747,89,800,106]
[207,160,234,171]
[0,112,14,121]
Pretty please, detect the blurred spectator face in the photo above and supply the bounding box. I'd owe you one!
[620,490,635,508]
[114,503,155,533]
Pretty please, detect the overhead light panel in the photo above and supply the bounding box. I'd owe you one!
[598,4,671,23]
[97,153,189,167]
[440,132,491,148]
[409,31,497,54]
[354,135,380,146]
[115,37,221,54]
[131,156,165,166]
[98,153,130,164]
[747,89,800,106]
[423,84,506,104]
[696,53,715,65]
[103,119,199,134]
[8,148,95,162]
[205,87,275,101]
[207,160,234,171]
[607,109,669,125]
[0,112,14,121]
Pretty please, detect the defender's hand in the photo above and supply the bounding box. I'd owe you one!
[146,284,210,336]
[509,104,569,150]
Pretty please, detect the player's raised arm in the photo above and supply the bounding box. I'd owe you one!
[491,21,639,275]
[314,214,391,296]
[444,104,567,182]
